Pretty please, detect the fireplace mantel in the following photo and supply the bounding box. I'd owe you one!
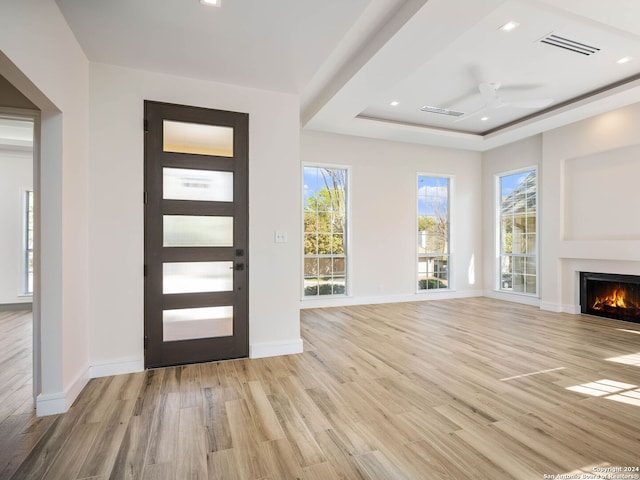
[558,241,640,263]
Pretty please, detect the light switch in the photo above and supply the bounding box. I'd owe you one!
[274,231,288,243]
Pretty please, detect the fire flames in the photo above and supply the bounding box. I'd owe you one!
[593,288,630,310]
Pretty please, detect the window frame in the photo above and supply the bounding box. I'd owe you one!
[416,173,453,293]
[22,188,34,296]
[301,163,350,299]
[495,166,539,297]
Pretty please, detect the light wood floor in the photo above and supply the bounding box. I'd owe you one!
[0,310,35,421]
[3,298,640,479]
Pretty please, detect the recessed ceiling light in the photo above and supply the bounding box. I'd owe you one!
[390,101,399,106]
[480,116,489,121]
[500,21,519,32]
[617,56,631,64]
[200,0,221,6]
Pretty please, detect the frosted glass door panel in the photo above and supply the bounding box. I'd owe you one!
[163,215,233,247]
[163,306,233,342]
[163,120,233,157]
[163,261,233,294]
[163,168,233,202]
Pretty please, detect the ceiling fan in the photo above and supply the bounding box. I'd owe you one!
[455,82,553,122]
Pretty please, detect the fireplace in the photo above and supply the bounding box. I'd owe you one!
[580,272,640,323]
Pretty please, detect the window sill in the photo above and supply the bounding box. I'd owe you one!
[301,294,350,301]
[416,288,454,294]
[494,289,538,298]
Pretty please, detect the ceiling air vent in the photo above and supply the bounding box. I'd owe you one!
[420,106,464,117]
[539,33,600,56]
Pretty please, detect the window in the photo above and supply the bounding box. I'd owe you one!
[303,166,347,296]
[498,168,537,295]
[417,176,450,291]
[23,190,34,295]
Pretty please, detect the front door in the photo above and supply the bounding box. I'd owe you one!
[144,101,248,368]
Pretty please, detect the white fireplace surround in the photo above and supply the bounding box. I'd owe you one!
[557,259,640,315]
[483,104,640,315]
[542,108,640,314]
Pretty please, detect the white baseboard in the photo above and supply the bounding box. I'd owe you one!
[89,357,144,378]
[300,289,482,310]
[484,290,541,307]
[250,338,303,359]
[539,301,562,312]
[567,304,581,314]
[36,391,67,417]
[539,302,580,314]
[36,368,89,416]
[37,358,143,416]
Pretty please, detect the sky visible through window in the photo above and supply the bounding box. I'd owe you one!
[418,176,448,216]
[500,171,530,198]
[303,168,333,202]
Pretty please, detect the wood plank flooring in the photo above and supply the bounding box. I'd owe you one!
[0,310,33,422]
[3,298,640,479]
[0,310,58,480]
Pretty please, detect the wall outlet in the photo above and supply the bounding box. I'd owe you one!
[274,231,288,243]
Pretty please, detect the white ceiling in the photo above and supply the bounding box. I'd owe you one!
[55,0,640,151]
[55,0,374,94]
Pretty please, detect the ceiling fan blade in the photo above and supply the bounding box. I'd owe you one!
[442,65,488,109]
[498,83,545,93]
[505,98,554,109]
[468,64,484,86]
[454,105,488,123]
[441,88,479,109]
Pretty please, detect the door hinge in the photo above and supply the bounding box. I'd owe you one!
[143,264,148,277]
[144,336,148,349]
[144,119,149,132]
[143,191,148,204]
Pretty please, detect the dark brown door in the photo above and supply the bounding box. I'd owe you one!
[144,101,248,368]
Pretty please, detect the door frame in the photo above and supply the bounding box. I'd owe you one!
[143,100,249,368]
[0,106,41,405]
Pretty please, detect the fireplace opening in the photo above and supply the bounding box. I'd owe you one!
[580,272,640,323]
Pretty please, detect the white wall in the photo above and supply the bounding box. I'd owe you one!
[0,0,90,415]
[88,62,301,373]
[0,149,33,305]
[481,135,542,306]
[300,130,483,307]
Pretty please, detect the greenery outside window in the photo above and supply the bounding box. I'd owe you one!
[498,168,537,295]
[303,166,347,297]
[417,175,450,291]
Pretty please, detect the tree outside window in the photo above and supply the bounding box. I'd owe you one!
[303,167,347,296]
